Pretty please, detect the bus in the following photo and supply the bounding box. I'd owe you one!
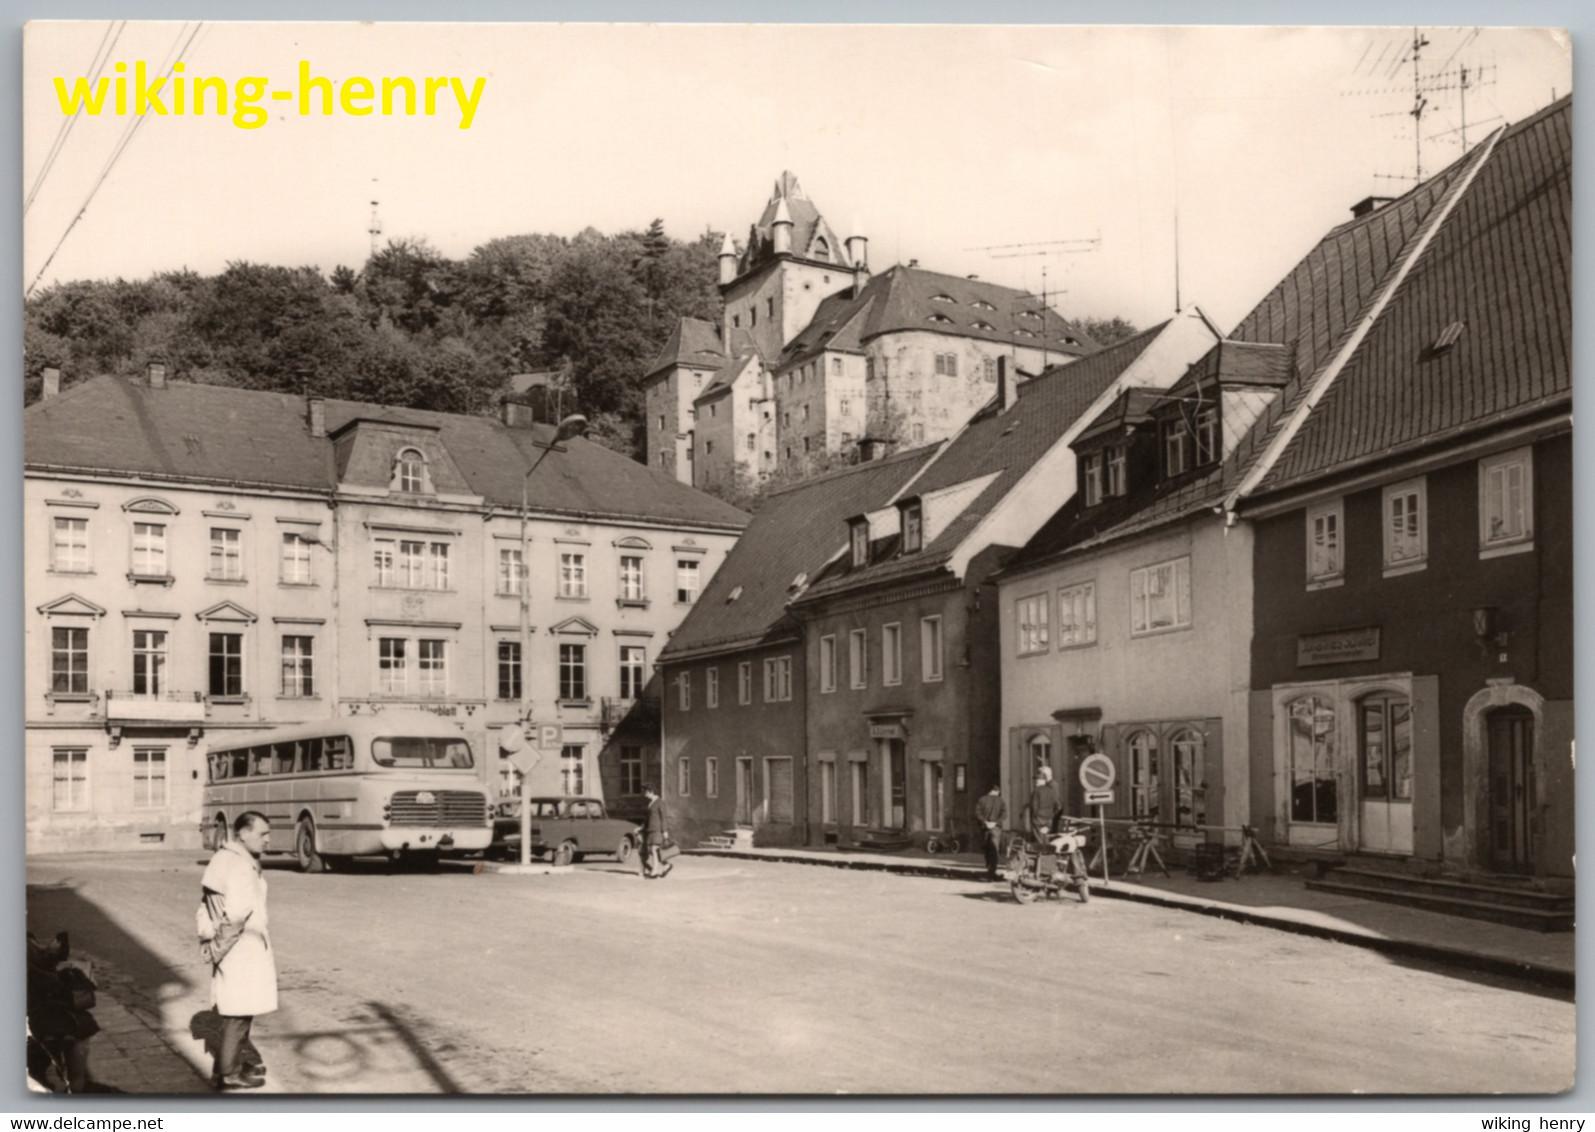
[201,711,492,871]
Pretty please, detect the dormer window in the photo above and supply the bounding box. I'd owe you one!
[931,293,956,304]
[900,502,923,553]
[971,299,996,311]
[395,448,427,493]
[1163,419,1191,477]
[1082,452,1104,506]
[849,519,870,569]
[972,320,995,332]
[812,237,830,262]
[927,313,954,325]
[1106,443,1127,497]
[1194,406,1218,465]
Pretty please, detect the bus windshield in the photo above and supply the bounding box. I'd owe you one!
[371,736,474,770]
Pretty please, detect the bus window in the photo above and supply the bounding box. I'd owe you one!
[252,747,273,776]
[275,742,298,774]
[208,753,225,783]
[304,737,324,772]
[231,750,250,779]
[326,736,351,770]
[371,736,474,769]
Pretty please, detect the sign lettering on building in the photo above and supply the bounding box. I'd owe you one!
[869,723,905,740]
[1297,626,1380,667]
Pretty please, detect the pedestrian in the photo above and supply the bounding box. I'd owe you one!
[639,784,672,879]
[1023,767,1061,847]
[974,783,1007,881]
[197,811,277,1091]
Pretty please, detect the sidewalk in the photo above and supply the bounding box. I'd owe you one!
[72,993,211,1095]
[688,845,1576,993]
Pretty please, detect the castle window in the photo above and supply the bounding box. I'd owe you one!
[971,299,996,311]
[395,448,427,493]
[973,321,995,332]
[931,293,955,304]
[933,353,959,377]
[813,237,830,261]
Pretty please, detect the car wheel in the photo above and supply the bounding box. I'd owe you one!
[296,818,326,874]
[552,840,576,868]
[615,837,634,863]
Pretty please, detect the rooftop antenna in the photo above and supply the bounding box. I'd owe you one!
[368,179,383,257]
[967,235,1101,372]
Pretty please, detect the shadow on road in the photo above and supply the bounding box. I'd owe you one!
[27,879,195,1006]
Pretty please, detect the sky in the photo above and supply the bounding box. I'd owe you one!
[21,22,1572,334]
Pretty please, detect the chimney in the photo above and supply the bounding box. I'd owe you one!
[146,360,167,389]
[40,367,61,400]
[306,396,326,438]
[998,356,1018,412]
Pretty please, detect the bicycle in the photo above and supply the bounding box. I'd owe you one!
[925,826,966,854]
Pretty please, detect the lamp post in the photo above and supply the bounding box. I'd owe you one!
[516,413,587,867]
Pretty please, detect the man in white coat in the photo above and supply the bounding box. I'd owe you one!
[198,811,278,1090]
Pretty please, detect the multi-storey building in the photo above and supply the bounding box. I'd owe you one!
[25,370,747,853]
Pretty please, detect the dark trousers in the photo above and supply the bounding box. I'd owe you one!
[982,832,1001,878]
[216,1014,263,1080]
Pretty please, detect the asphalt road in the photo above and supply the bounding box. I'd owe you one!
[26,851,1575,1095]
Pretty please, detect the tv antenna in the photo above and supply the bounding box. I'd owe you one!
[368,179,383,257]
[966,235,1101,371]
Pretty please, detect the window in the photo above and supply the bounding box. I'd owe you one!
[374,538,450,589]
[738,661,753,704]
[803,436,812,454]
[706,440,714,455]
[746,433,756,452]
[1028,733,1052,778]
[1170,729,1206,828]
[560,552,588,598]
[497,641,522,700]
[51,627,89,694]
[498,547,523,596]
[850,760,868,826]
[1163,419,1190,477]
[882,623,902,686]
[1130,557,1191,635]
[1306,500,1343,585]
[934,353,959,376]
[52,749,88,811]
[1382,477,1427,571]
[983,357,997,381]
[658,414,666,430]
[678,756,691,797]
[1082,452,1103,506]
[133,747,168,808]
[396,448,426,493]
[52,517,89,572]
[802,404,810,422]
[209,632,243,697]
[849,520,870,568]
[676,559,700,604]
[764,655,792,702]
[767,297,774,318]
[620,646,646,699]
[1128,731,1160,821]
[373,539,395,586]
[1057,582,1097,647]
[281,636,314,698]
[281,533,313,584]
[1195,407,1219,465]
[819,635,837,693]
[921,616,944,682]
[132,522,167,576]
[820,760,836,823]
[706,667,719,708]
[620,746,643,795]
[1359,693,1413,804]
[132,630,166,695]
[378,637,406,693]
[865,356,875,382]
[848,629,867,688]
[1287,695,1338,824]
[417,639,446,696]
[1016,594,1049,655]
[831,357,842,375]
[1106,444,1127,498]
[612,555,645,603]
[1479,448,1533,555]
[559,643,588,702]
[901,503,923,553]
[209,528,242,580]
[561,744,584,795]
[706,757,719,798]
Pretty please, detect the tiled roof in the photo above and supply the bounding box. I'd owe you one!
[657,447,938,661]
[26,376,750,530]
[1073,387,1165,448]
[643,316,726,380]
[736,171,853,277]
[797,324,1166,601]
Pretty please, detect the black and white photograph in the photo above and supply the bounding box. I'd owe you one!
[18,20,1575,1098]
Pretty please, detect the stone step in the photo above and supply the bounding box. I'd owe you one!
[1326,866,1574,911]
[1304,877,1575,932]
[699,835,735,849]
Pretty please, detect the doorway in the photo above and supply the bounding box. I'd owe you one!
[1486,706,1535,873]
[735,757,754,825]
[1357,694,1414,854]
[922,760,944,832]
[880,739,906,829]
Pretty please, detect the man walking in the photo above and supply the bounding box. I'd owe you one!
[639,784,671,879]
[197,812,277,1090]
[974,783,1007,881]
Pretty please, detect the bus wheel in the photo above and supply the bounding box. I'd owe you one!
[213,814,228,850]
[295,818,326,874]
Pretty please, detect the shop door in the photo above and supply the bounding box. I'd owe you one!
[880,739,906,829]
[1486,706,1535,874]
[735,757,754,825]
[1357,694,1414,854]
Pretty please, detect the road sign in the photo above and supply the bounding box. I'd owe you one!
[506,747,542,778]
[1078,752,1116,792]
[537,724,563,750]
[499,724,525,754]
[1084,788,1116,806]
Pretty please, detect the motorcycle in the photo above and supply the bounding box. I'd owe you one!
[1007,818,1092,904]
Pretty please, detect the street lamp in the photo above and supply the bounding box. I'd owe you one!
[515,413,587,867]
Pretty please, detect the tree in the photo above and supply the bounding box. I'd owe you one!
[1078,316,1140,347]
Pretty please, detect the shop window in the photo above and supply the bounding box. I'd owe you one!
[1128,731,1160,821]
[1359,693,1413,802]
[1287,695,1338,824]
[1169,729,1206,829]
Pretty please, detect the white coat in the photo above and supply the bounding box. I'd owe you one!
[199,841,278,1018]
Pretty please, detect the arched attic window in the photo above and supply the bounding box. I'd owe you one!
[812,237,831,262]
[394,447,429,494]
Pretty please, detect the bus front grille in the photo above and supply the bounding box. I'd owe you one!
[387,790,488,827]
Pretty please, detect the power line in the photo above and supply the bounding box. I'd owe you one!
[24,20,123,215]
[27,22,202,298]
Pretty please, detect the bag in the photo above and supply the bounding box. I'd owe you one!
[658,837,681,862]
[197,894,247,967]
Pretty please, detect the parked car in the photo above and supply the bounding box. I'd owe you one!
[490,797,639,865]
